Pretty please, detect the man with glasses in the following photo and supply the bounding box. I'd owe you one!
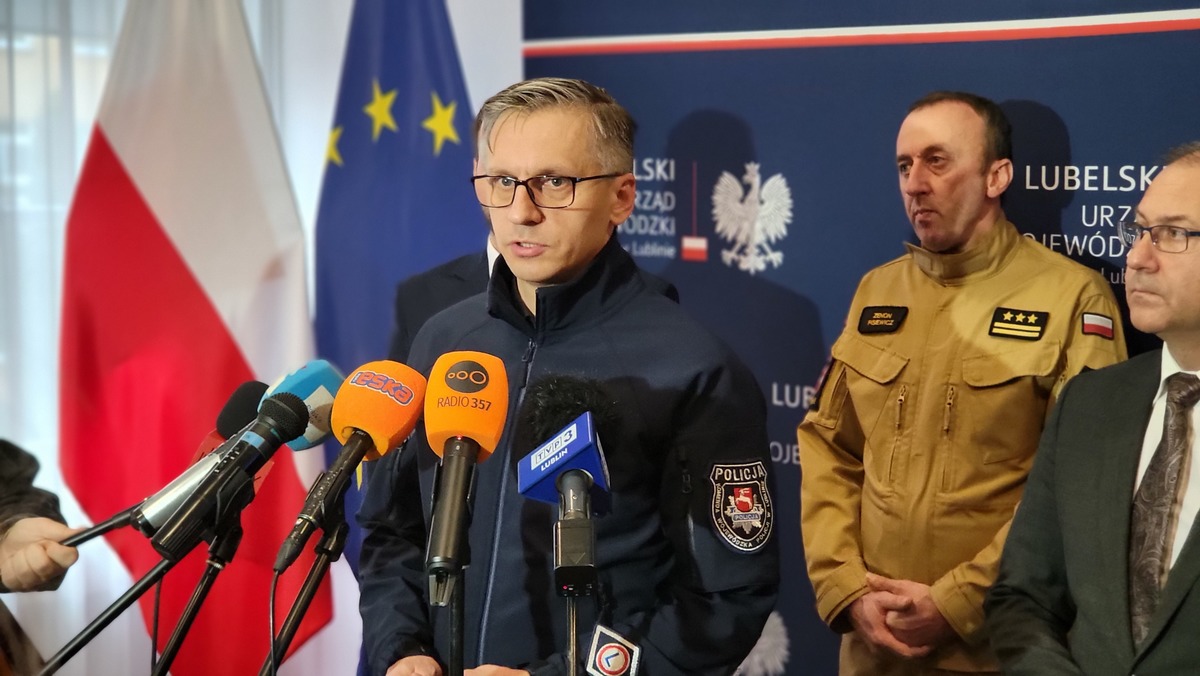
[986,142,1200,673]
[798,91,1127,675]
[359,77,778,676]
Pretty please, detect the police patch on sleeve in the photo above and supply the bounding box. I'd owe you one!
[710,461,773,553]
[587,625,641,676]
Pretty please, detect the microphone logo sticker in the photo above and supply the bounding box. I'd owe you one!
[349,370,417,406]
[709,461,773,553]
[445,360,489,393]
[531,422,578,469]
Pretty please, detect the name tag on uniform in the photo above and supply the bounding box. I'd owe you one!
[989,307,1048,341]
[858,306,908,334]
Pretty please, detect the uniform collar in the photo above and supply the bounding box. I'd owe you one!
[904,218,1020,285]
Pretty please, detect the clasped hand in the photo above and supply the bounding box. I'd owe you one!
[846,572,956,659]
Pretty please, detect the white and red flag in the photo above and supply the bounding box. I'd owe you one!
[57,1,331,674]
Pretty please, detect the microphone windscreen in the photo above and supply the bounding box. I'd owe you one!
[331,360,428,459]
[265,359,344,450]
[217,380,268,438]
[424,351,509,460]
[517,375,617,456]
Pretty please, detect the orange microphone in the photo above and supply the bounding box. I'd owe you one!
[423,351,509,605]
[274,360,427,572]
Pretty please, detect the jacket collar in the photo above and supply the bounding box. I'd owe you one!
[905,218,1021,285]
[487,235,645,338]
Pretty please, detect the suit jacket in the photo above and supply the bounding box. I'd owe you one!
[386,244,680,363]
[986,350,1200,674]
[386,251,491,363]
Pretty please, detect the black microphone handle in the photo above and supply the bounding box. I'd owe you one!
[60,506,135,548]
[555,470,596,596]
[274,431,373,572]
[426,437,479,607]
[152,395,306,562]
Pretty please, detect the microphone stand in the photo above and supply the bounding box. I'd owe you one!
[257,505,348,675]
[38,558,175,675]
[38,473,256,676]
[151,511,246,676]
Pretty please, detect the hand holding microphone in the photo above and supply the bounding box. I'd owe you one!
[424,351,509,606]
[274,360,427,572]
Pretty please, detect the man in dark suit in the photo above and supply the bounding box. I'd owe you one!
[985,142,1200,674]
[386,247,494,362]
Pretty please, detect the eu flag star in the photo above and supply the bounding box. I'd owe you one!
[422,91,460,156]
[327,126,344,167]
[363,80,398,141]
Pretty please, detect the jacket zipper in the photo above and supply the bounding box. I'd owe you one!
[942,385,956,434]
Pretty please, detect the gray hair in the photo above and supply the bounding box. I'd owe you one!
[473,77,636,173]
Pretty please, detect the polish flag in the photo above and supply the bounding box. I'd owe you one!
[1081,312,1115,339]
[682,235,709,262]
[56,2,331,674]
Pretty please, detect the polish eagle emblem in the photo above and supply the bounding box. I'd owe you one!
[711,162,793,274]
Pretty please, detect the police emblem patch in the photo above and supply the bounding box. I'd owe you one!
[988,307,1048,341]
[858,306,907,334]
[710,461,773,553]
[587,625,641,676]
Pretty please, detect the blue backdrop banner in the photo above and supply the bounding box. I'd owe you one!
[524,7,1200,674]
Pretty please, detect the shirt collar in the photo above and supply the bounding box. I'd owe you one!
[1156,347,1200,402]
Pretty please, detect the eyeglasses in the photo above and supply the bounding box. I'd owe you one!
[1117,221,1200,254]
[470,173,623,209]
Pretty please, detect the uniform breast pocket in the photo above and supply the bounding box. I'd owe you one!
[959,342,1061,466]
[832,334,910,485]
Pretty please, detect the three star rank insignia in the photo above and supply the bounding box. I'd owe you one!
[989,307,1048,341]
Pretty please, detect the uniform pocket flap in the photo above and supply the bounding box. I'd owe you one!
[832,333,908,385]
[962,341,1062,388]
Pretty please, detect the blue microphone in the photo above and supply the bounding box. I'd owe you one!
[517,411,610,509]
[517,376,615,596]
[262,359,344,451]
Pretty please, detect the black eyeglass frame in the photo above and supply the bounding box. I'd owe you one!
[469,173,624,209]
[1117,221,1200,254]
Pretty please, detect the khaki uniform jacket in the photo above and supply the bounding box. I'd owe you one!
[798,220,1127,673]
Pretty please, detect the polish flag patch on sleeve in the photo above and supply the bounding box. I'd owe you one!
[1081,313,1115,339]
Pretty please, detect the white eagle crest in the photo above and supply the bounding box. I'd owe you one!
[711,162,793,274]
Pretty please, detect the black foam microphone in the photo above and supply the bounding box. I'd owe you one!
[150,392,309,562]
[61,381,268,548]
[516,375,616,595]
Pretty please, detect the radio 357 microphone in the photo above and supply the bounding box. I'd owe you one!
[151,393,309,562]
[516,376,614,595]
[274,360,427,572]
[424,351,508,606]
[63,381,268,547]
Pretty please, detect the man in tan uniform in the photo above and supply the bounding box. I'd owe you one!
[797,91,1128,675]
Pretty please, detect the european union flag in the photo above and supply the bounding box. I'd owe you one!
[313,0,482,573]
